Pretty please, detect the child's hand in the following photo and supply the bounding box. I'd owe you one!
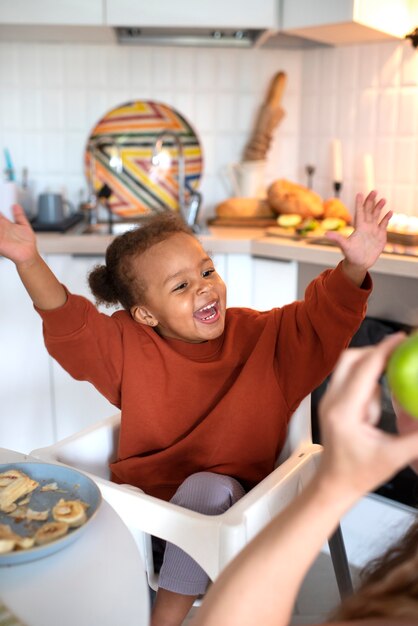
[318,333,418,498]
[326,191,391,271]
[0,204,38,266]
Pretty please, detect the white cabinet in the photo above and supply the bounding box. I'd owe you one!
[282,0,415,44]
[106,0,279,29]
[0,258,54,453]
[0,0,104,25]
[212,253,253,308]
[46,255,117,440]
[252,257,297,310]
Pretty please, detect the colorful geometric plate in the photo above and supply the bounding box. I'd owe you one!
[84,100,203,218]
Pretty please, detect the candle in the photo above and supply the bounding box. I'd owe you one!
[363,153,375,193]
[331,139,343,183]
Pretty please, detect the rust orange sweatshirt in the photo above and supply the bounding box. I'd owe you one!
[36,262,371,501]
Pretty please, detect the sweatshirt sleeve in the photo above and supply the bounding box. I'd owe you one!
[35,287,124,407]
[274,261,372,414]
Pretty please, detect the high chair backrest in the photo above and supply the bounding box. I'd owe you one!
[276,394,312,466]
[46,395,312,478]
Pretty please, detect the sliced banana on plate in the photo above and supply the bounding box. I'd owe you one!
[52,499,88,527]
[35,521,69,545]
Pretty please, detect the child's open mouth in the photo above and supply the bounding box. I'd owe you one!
[193,301,220,324]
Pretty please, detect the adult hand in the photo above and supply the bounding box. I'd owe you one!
[0,204,38,266]
[318,333,418,499]
[392,395,418,475]
[326,191,391,272]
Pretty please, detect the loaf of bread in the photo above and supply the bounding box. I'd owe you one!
[323,198,352,224]
[215,197,274,219]
[267,179,324,218]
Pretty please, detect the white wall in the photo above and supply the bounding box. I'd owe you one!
[0,42,302,222]
[0,38,416,221]
[300,39,418,217]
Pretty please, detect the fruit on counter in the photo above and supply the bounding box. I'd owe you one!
[323,198,352,224]
[276,214,303,228]
[321,217,347,231]
[215,197,275,219]
[296,218,320,235]
[267,179,324,218]
[386,333,418,420]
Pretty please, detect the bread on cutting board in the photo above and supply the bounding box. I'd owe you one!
[268,179,324,218]
[215,197,275,219]
[323,197,352,224]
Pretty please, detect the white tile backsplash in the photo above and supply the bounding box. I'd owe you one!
[0,39,416,218]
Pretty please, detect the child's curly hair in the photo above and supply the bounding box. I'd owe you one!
[329,518,418,621]
[88,212,193,310]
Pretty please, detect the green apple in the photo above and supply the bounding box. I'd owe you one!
[386,333,418,419]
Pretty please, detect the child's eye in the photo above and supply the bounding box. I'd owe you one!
[202,268,215,278]
[173,282,188,292]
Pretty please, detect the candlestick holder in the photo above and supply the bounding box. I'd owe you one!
[333,181,342,198]
[305,164,315,189]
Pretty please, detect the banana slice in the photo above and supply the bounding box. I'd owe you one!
[34,521,69,545]
[0,538,15,553]
[0,524,17,553]
[0,469,24,487]
[0,470,38,512]
[0,523,34,553]
[15,536,35,550]
[52,499,88,528]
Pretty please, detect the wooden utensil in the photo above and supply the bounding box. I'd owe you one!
[243,71,287,162]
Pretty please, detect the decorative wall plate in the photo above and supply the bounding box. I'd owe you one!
[84,100,203,218]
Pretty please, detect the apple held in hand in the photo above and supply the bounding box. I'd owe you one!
[387,332,418,420]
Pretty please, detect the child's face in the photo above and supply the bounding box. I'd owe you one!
[131,232,227,343]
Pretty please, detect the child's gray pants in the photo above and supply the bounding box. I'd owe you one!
[155,471,246,596]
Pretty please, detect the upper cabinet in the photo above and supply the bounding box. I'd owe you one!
[106,0,279,29]
[281,0,417,45]
[0,0,105,25]
[0,0,415,47]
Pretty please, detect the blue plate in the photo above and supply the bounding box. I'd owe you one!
[0,462,102,566]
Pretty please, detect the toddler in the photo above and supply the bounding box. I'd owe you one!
[0,191,390,626]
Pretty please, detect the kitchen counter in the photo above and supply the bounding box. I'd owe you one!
[36,226,418,280]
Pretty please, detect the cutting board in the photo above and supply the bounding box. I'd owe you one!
[209,217,278,228]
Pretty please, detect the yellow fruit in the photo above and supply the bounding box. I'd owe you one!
[386,333,418,419]
[321,217,346,231]
[277,214,302,228]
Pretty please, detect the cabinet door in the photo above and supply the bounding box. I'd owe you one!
[225,254,253,308]
[46,255,117,440]
[0,0,104,25]
[106,0,278,28]
[281,0,410,43]
[0,258,54,452]
[252,257,297,310]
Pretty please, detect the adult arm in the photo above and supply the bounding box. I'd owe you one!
[0,205,66,309]
[192,333,418,626]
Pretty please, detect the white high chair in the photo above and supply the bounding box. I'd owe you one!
[31,395,353,599]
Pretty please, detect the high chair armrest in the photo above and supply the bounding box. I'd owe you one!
[32,440,322,581]
[31,413,121,480]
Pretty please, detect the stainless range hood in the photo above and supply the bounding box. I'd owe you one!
[115,26,266,48]
[114,26,324,49]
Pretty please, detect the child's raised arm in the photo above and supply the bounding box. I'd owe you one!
[326,190,391,287]
[0,204,67,310]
